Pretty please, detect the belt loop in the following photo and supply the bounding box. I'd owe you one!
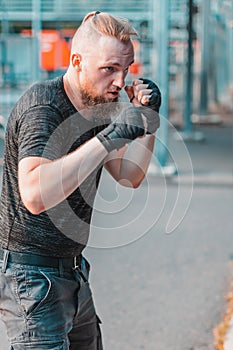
[58,259,64,277]
[1,249,10,273]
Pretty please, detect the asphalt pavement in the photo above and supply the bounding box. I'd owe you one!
[0,90,232,349]
[85,114,233,350]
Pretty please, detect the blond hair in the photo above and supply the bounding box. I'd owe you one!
[80,11,138,42]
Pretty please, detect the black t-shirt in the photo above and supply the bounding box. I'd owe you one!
[0,76,106,257]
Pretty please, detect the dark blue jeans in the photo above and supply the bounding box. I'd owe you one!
[0,251,103,349]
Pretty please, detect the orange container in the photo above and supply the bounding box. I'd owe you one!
[40,30,70,71]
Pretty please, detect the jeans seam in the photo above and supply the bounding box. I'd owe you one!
[27,270,53,320]
[1,250,9,273]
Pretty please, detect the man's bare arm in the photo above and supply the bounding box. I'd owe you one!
[104,134,155,188]
[104,78,160,188]
[19,137,108,215]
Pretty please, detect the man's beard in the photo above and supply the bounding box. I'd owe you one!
[79,86,122,121]
[80,86,119,107]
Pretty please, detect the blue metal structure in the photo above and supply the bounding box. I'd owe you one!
[153,0,170,168]
[0,0,233,168]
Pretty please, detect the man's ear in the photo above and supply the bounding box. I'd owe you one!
[71,53,82,71]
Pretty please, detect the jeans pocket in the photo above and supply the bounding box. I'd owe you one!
[11,339,68,350]
[15,268,53,319]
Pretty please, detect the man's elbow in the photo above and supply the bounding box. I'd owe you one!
[20,190,45,215]
[118,177,144,188]
[131,178,144,188]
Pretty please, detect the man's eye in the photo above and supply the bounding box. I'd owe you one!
[104,67,114,72]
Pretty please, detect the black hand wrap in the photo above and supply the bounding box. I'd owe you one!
[140,78,162,112]
[138,105,160,135]
[96,106,145,153]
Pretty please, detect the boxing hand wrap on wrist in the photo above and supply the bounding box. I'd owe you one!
[96,107,145,153]
[140,78,162,113]
[96,124,129,153]
[137,105,160,134]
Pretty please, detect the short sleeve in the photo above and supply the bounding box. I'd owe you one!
[17,105,64,161]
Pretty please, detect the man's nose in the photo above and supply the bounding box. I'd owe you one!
[113,72,125,89]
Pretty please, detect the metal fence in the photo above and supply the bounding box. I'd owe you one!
[0,0,233,166]
[0,0,153,21]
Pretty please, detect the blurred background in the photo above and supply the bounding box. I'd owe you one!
[0,0,232,165]
[0,1,233,349]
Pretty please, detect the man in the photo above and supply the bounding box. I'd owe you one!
[0,11,161,350]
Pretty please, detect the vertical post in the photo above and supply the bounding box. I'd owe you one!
[1,1,10,86]
[228,25,233,87]
[183,0,193,134]
[31,0,42,82]
[174,0,205,140]
[222,21,228,95]
[199,0,210,115]
[193,0,221,124]
[154,0,170,168]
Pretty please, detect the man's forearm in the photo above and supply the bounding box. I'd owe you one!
[19,137,108,214]
[105,134,155,188]
[120,134,155,186]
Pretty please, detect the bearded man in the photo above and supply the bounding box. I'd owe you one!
[0,11,161,350]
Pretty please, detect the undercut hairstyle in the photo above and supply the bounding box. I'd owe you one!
[79,11,138,42]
